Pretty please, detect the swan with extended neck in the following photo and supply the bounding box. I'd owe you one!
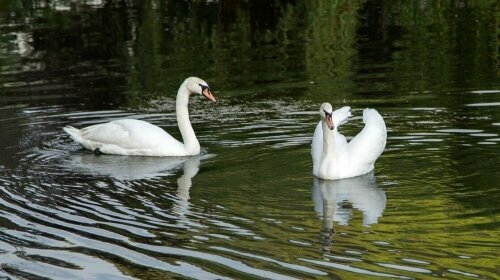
[63,77,216,156]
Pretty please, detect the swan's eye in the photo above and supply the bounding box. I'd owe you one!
[199,84,209,91]
[323,109,332,117]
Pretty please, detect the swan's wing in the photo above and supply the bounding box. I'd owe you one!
[332,106,352,127]
[80,119,180,149]
[348,108,387,165]
[80,122,130,145]
[331,106,351,152]
[311,122,323,175]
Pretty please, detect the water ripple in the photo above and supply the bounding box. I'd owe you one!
[0,97,498,279]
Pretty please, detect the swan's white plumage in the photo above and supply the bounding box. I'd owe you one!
[63,119,184,156]
[311,106,352,175]
[63,77,215,156]
[311,104,386,180]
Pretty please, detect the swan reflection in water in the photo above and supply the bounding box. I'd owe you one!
[66,153,206,225]
[175,156,201,201]
[312,172,386,251]
[67,152,206,181]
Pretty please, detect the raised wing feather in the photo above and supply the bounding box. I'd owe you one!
[348,109,387,166]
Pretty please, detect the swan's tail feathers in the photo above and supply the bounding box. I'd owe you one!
[63,126,83,143]
[362,108,384,124]
[332,106,352,127]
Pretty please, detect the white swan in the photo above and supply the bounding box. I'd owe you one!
[311,103,386,180]
[63,77,216,156]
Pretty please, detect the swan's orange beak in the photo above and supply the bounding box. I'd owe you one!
[202,88,216,103]
[326,114,334,130]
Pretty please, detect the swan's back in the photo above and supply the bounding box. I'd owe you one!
[65,119,186,156]
[83,119,179,149]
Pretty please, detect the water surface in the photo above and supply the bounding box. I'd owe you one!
[0,1,498,279]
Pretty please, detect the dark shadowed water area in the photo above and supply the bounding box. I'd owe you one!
[0,1,498,279]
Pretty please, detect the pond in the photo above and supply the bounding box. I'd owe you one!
[0,1,498,279]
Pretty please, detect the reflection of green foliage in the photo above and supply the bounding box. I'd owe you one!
[125,0,219,107]
[126,0,164,106]
[211,8,253,87]
[0,0,22,14]
[304,0,360,81]
[390,1,498,93]
[164,1,216,80]
[0,0,498,104]
[0,0,69,28]
[274,3,307,83]
[392,2,453,93]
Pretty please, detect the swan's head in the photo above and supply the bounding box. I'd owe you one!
[185,77,216,103]
[320,103,334,130]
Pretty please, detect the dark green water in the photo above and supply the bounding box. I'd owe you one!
[0,1,498,279]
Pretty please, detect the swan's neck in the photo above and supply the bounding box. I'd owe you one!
[322,121,335,157]
[176,85,200,155]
